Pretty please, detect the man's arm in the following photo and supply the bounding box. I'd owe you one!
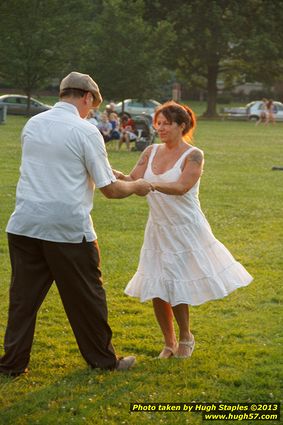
[100,178,152,199]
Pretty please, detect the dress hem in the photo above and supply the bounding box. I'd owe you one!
[124,276,253,307]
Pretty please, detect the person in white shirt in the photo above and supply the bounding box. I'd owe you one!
[97,112,112,142]
[0,71,151,376]
[86,108,100,126]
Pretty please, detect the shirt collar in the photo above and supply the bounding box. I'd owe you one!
[53,101,80,116]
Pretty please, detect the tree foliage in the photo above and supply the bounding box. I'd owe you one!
[166,0,283,116]
[166,0,247,116]
[0,0,283,115]
[232,0,283,86]
[82,0,175,101]
[0,0,93,109]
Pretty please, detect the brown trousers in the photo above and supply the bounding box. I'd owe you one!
[0,234,117,375]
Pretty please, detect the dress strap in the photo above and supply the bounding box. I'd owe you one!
[147,143,159,168]
[175,146,198,169]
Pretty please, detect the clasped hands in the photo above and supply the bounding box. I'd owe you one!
[112,169,155,196]
[134,179,155,196]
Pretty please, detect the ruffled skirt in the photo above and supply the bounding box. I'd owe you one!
[125,216,253,306]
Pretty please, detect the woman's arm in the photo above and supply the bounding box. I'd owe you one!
[151,149,204,195]
[112,145,153,181]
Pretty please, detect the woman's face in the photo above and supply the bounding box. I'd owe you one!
[155,112,183,143]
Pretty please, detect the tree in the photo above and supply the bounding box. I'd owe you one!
[165,0,246,116]
[0,0,94,112]
[82,0,175,102]
[231,0,283,88]
[168,0,283,116]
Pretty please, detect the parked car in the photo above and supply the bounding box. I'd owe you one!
[0,95,52,116]
[224,100,283,121]
[224,105,248,120]
[114,99,161,117]
[248,100,283,121]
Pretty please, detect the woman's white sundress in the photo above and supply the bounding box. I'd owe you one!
[125,144,253,306]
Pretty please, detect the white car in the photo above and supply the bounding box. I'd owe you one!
[248,100,283,121]
[225,100,283,121]
[114,99,161,117]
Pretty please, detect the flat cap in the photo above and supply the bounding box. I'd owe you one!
[60,71,102,107]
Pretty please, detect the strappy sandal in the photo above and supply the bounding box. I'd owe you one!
[158,344,178,359]
[175,335,195,358]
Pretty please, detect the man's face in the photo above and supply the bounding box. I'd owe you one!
[79,92,94,118]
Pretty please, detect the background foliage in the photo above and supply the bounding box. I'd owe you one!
[1,0,283,115]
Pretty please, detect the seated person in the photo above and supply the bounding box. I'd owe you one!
[86,108,100,126]
[105,102,116,117]
[109,112,120,140]
[97,113,112,143]
[119,114,136,151]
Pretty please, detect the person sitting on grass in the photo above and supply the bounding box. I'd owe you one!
[86,108,100,126]
[109,112,120,140]
[97,112,112,143]
[119,114,136,151]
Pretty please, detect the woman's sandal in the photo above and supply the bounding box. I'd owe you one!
[175,335,195,358]
[158,344,178,359]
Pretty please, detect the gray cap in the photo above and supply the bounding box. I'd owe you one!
[60,71,102,107]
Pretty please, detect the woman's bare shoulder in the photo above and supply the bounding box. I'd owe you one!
[186,146,204,165]
[135,144,154,167]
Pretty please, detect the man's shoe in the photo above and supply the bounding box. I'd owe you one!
[0,368,28,377]
[116,356,136,371]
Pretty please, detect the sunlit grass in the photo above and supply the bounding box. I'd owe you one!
[0,115,282,425]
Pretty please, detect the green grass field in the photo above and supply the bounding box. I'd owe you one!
[0,115,282,425]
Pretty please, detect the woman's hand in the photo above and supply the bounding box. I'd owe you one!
[112,169,125,180]
[134,179,152,196]
[112,169,135,182]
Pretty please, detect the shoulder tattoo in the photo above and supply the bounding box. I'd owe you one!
[137,147,151,167]
[137,153,148,166]
[188,150,203,165]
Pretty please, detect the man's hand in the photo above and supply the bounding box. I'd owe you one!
[100,179,151,199]
[134,179,152,196]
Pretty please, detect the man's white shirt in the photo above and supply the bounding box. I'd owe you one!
[7,102,116,242]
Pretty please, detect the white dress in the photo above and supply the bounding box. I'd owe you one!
[125,144,253,306]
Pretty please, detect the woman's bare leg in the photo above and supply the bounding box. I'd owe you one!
[125,133,130,151]
[173,304,194,357]
[153,298,177,356]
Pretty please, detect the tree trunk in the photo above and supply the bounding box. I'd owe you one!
[203,62,219,117]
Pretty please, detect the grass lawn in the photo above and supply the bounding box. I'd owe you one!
[0,115,282,425]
